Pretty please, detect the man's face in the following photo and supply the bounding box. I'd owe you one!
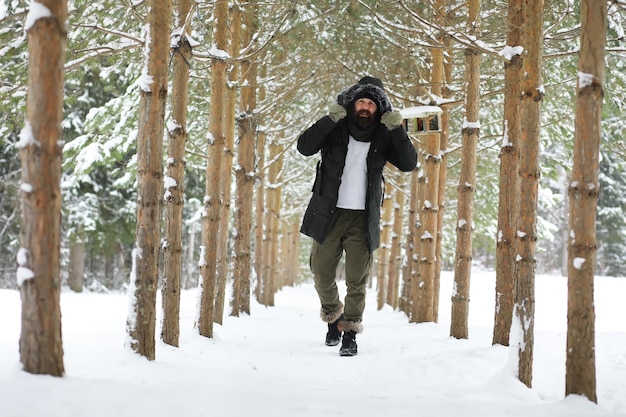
[353,98,378,128]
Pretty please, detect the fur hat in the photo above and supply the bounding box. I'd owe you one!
[337,76,392,114]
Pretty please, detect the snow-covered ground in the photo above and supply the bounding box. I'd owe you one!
[1,269,624,417]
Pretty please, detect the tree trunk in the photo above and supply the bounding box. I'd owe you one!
[197,0,229,338]
[513,0,544,388]
[262,141,284,306]
[451,0,480,340]
[565,0,606,403]
[214,3,242,325]
[377,178,393,310]
[127,0,171,360]
[410,150,426,323]
[493,0,523,347]
[416,129,441,322]
[161,0,193,348]
[18,0,67,376]
[254,130,266,302]
[433,34,453,320]
[387,174,405,309]
[400,146,420,316]
[68,231,85,293]
[232,1,258,317]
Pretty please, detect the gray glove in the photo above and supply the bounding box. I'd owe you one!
[381,110,403,130]
[328,103,347,123]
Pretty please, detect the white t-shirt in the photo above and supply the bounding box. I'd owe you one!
[336,136,371,210]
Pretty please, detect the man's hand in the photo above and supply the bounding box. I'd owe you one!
[328,103,347,123]
[381,111,403,131]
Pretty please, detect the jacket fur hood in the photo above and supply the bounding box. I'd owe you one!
[336,77,393,114]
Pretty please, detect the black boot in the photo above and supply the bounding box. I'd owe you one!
[339,330,358,356]
[325,314,343,346]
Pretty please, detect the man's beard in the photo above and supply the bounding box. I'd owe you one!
[353,109,377,129]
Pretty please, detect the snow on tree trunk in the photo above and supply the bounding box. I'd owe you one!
[435,36,454,322]
[377,177,393,310]
[254,130,267,302]
[493,0,523,348]
[214,4,242,326]
[127,0,172,360]
[565,0,606,403]
[197,0,229,338]
[416,130,441,323]
[387,173,405,309]
[401,144,421,316]
[451,0,481,340]
[409,151,426,323]
[513,0,544,388]
[232,1,258,317]
[18,0,67,376]
[161,0,193,348]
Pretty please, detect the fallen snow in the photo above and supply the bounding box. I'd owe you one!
[0,269,624,417]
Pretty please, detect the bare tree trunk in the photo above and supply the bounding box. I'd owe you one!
[18,0,67,376]
[377,178,393,310]
[416,129,441,322]
[513,0,544,388]
[69,231,85,293]
[493,0,523,347]
[565,0,606,403]
[197,0,229,338]
[410,151,426,323]
[387,174,405,309]
[183,222,197,290]
[400,147,420,316]
[161,0,193,348]
[232,0,258,317]
[254,130,266,302]
[214,2,242,325]
[451,0,481,340]
[262,141,283,306]
[127,0,172,360]
[431,0,449,323]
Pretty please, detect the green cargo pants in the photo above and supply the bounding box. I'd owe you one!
[310,208,373,323]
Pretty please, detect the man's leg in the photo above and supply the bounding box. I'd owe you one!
[337,218,370,356]
[310,224,344,323]
[341,211,371,327]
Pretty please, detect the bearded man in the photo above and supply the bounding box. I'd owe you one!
[297,76,417,356]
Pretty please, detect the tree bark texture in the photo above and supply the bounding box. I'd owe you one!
[432,0,451,323]
[254,131,266,302]
[513,0,544,388]
[401,145,420,316]
[493,0,523,347]
[387,174,405,309]
[377,178,393,310]
[261,141,283,306]
[198,0,229,338]
[161,0,193,348]
[18,0,67,376]
[451,1,481,338]
[409,151,426,323]
[128,0,171,360]
[68,233,85,293]
[565,0,606,403]
[417,131,441,323]
[214,3,242,325]
[232,2,258,316]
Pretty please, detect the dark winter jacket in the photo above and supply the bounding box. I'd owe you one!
[297,114,417,252]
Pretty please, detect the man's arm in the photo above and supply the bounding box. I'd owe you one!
[297,115,337,156]
[385,124,418,172]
